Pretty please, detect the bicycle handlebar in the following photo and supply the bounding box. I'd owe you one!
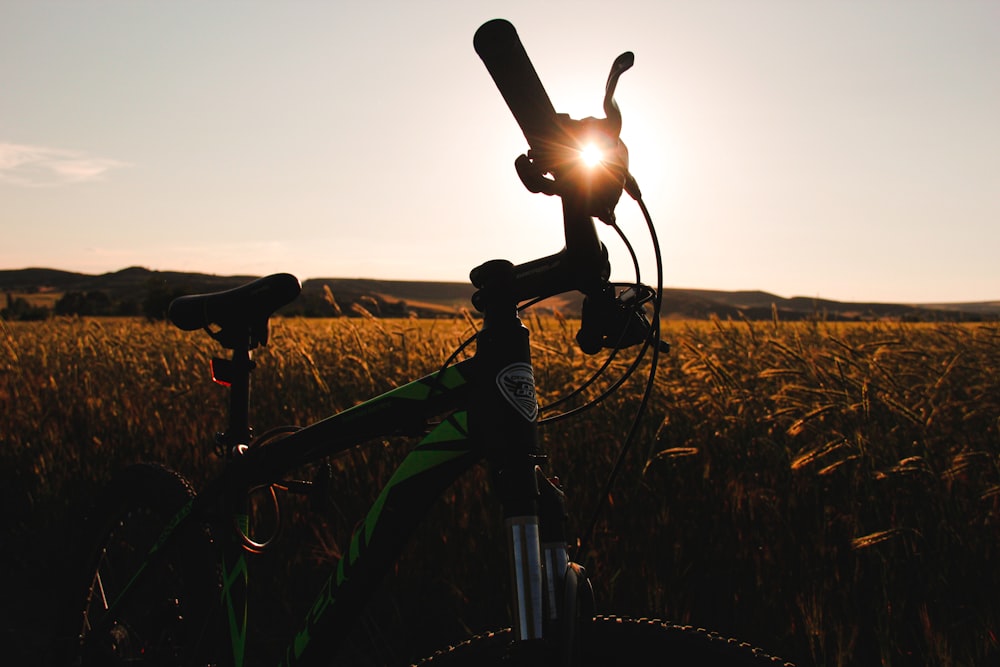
[474,20,605,290]
[474,20,656,355]
[474,19,560,155]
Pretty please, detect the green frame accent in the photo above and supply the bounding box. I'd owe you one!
[89,361,482,667]
[283,411,477,667]
[222,549,249,667]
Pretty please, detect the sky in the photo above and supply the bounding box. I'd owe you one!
[2,1,998,304]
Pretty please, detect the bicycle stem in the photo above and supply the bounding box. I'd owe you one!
[471,206,608,313]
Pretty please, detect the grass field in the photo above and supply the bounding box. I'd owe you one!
[1,315,998,665]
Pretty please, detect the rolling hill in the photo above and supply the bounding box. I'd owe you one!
[1,266,997,321]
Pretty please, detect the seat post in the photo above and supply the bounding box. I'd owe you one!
[213,346,254,457]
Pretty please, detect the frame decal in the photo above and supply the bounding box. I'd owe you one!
[496,362,538,421]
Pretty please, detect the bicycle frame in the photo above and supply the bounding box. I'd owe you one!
[89,268,568,667]
[231,369,479,667]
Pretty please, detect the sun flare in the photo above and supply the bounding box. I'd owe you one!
[579,143,604,168]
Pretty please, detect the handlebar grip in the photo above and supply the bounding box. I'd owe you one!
[474,19,560,152]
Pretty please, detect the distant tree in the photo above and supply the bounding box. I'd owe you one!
[86,290,112,315]
[116,298,140,316]
[143,279,189,321]
[54,292,86,316]
[1,293,50,321]
[279,288,335,318]
[384,299,411,317]
[54,291,114,316]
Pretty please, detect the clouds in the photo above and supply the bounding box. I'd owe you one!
[0,142,129,187]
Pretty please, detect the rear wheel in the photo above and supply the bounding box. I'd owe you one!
[415,615,793,665]
[60,463,221,666]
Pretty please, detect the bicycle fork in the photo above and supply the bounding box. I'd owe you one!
[470,259,591,661]
[504,469,593,657]
[506,514,545,640]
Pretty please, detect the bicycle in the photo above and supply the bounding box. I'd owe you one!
[59,19,792,667]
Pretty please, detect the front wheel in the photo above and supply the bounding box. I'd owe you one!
[415,615,793,666]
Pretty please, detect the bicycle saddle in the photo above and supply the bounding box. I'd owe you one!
[168,272,301,349]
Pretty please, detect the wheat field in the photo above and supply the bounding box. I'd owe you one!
[1,316,998,665]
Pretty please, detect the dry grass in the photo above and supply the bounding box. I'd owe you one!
[1,316,998,665]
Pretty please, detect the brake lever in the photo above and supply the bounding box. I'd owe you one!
[512,52,636,224]
[576,284,668,355]
[602,52,633,137]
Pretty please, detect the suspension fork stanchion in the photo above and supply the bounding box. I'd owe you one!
[470,261,546,647]
[538,471,595,667]
[538,471,569,627]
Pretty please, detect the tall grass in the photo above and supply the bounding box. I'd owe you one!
[1,316,998,665]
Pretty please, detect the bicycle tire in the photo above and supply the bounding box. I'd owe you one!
[414,615,793,666]
[58,463,221,666]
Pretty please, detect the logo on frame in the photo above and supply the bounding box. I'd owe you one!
[496,362,538,422]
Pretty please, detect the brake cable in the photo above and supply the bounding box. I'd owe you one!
[539,220,644,417]
[575,188,665,563]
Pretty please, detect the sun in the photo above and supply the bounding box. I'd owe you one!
[579,142,604,168]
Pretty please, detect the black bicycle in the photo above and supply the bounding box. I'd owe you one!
[59,19,791,667]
